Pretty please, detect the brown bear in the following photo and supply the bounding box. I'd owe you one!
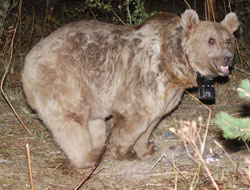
[22,9,239,168]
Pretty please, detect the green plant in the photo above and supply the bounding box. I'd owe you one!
[124,0,148,25]
[84,0,156,25]
[215,79,250,141]
[84,0,112,11]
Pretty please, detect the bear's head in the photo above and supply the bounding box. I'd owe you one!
[182,9,240,77]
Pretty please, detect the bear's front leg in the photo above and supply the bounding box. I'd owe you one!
[109,111,156,160]
[133,119,160,160]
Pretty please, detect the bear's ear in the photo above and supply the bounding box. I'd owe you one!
[181,9,200,30]
[221,12,240,33]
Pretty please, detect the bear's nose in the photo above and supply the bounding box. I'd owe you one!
[223,53,234,66]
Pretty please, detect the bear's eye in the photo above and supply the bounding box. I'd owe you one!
[226,39,231,44]
[208,38,215,45]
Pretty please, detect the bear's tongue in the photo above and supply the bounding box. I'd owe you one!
[220,65,229,74]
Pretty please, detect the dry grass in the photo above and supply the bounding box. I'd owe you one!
[0,0,250,189]
[1,80,250,189]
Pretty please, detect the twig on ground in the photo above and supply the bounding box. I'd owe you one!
[0,0,32,135]
[74,126,115,190]
[174,169,178,190]
[150,152,190,183]
[184,90,212,156]
[26,143,34,190]
[49,162,64,174]
[150,153,165,171]
[177,120,220,190]
[190,163,201,189]
[214,140,250,185]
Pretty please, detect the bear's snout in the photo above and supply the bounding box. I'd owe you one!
[223,53,234,66]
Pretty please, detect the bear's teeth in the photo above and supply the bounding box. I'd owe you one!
[220,66,229,73]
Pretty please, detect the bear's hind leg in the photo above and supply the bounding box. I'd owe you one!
[40,106,97,168]
[109,111,150,160]
[88,119,107,151]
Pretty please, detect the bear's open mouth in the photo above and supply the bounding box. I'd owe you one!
[212,62,230,76]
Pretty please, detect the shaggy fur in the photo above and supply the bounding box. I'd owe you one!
[22,10,239,168]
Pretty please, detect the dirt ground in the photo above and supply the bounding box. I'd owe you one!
[0,1,250,189]
[0,70,250,190]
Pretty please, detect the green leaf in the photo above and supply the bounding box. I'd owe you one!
[237,79,250,100]
[215,112,250,141]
